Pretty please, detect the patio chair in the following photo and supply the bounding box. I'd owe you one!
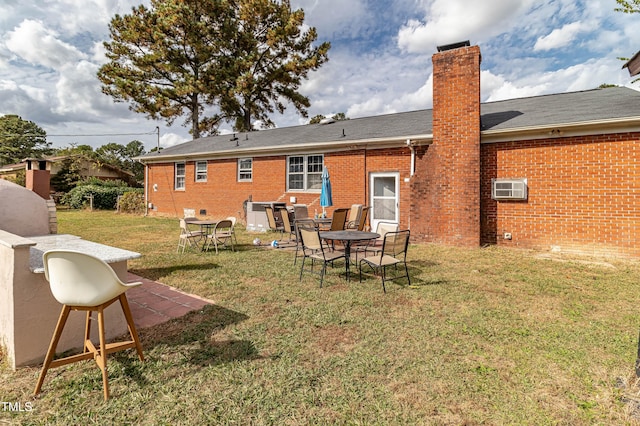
[178,218,203,253]
[203,219,235,253]
[226,216,238,245]
[349,206,373,262]
[278,207,296,244]
[293,204,309,220]
[34,250,144,401]
[265,206,284,238]
[359,230,411,293]
[293,218,318,265]
[182,208,202,233]
[345,204,363,229]
[356,206,370,231]
[363,221,400,256]
[299,225,346,287]
[329,208,349,231]
[326,207,350,250]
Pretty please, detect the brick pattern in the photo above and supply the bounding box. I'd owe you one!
[147,149,412,228]
[411,45,481,247]
[481,133,640,257]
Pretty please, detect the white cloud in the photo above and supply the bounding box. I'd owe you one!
[534,21,590,51]
[54,60,106,118]
[1,0,639,149]
[397,0,535,53]
[292,0,369,39]
[6,19,86,70]
[160,132,189,148]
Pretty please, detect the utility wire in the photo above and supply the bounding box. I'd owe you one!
[0,129,159,138]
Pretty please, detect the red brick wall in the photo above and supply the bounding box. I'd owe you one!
[481,133,640,257]
[411,45,481,246]
[25,169,50,200]
[146,148,412,227]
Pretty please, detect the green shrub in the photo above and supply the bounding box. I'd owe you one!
[80,177,128,187]
[62,184,142,210]
[118,191,145,214]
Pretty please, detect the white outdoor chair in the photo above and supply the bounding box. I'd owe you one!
[178,218,203,253]
[226,216,238,245]
[203,219,235,253]
[34,250,144,401]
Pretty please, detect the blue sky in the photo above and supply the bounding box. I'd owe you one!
[0,0,639,151]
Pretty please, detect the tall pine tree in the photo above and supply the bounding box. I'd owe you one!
[98,0,330,138]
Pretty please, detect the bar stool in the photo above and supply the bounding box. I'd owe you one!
[34,250,144,401]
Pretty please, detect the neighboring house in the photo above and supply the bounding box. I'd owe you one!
[0,155,136,192]
[137,43,640,258]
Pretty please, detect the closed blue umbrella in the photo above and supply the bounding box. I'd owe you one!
[320,166,332,217]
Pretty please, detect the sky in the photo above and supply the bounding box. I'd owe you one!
[1,0,639,153]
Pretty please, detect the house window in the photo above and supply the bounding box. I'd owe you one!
[238,158,252,182]
[287,154,323,191]
[195,161,207,182]
[175,162,186,190]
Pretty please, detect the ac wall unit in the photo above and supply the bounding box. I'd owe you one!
[491,178,528,200]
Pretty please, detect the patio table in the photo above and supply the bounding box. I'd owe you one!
[187,220,218,250]
[319,230,379,281]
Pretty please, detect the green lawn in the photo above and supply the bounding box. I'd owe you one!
[2,210,640,424]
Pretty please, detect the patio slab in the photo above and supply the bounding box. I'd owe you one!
[126,273,214,329]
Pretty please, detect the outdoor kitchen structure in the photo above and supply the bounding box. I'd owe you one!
[0,179,140,369]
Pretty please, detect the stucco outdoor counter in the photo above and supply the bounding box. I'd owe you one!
[28,234,141,274]
[0,232,141,369]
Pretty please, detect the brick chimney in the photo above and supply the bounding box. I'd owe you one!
[410,42,481,247]
[25,159,51,200]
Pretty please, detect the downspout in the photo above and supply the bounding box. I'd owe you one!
[407,139,415,176]
[144,162,149,216]
[407,139,414,231]
[363,145,367,205]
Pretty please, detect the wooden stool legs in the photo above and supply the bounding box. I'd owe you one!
[34,294,144,401]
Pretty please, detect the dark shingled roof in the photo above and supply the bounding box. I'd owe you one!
[139,87,640,160]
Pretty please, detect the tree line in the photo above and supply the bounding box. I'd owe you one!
[0,114,145,191]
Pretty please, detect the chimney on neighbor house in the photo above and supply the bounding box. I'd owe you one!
[25,158,51,200]
[430,41,481,246]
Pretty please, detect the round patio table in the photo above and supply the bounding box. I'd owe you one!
[319,230,379,281]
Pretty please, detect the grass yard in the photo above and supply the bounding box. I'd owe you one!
[2,210,640,424]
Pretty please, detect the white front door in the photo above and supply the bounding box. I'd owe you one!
[370,172,399,231]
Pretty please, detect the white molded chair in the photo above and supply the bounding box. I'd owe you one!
[34,250,145,401]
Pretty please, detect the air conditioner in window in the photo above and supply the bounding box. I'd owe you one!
[491,178,528,200]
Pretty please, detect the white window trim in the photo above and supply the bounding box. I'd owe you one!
[286,154,324,192]
[175,162,186,190]
[238,158,253,182]
[195,160,207,182]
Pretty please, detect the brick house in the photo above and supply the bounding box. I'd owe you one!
[137,43,640,258]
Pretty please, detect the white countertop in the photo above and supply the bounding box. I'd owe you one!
[29,234,141,273]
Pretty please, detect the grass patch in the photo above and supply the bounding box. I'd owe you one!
[2,210,640,424]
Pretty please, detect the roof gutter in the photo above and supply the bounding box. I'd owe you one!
[135,134,433,163]
[481,116,640,143]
